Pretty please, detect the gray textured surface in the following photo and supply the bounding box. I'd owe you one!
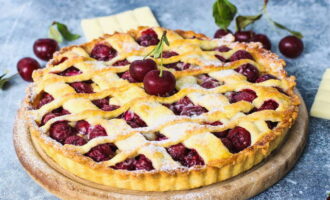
[0,0,329,199]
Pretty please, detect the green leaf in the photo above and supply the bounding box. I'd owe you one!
[235,14,262,31]
[48,24,63,43]
[212,0,237,30]
[144,31,170,59]
[271,20,303,39]
[53,21,81,41]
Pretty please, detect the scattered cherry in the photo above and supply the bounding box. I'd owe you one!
[33,38,59,61]
[214,29,232,38]
[143,70,176,96]
[251,34,271,50]
[129,59,157,82]
[17,57,41,82]
[279,35,304,58]
[234,31,255,42]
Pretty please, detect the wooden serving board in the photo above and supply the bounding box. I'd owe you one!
[13,92,308,200]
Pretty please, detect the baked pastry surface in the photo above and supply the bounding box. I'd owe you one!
[23,27,300,191]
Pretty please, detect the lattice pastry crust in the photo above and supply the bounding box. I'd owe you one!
[22,27,300,191]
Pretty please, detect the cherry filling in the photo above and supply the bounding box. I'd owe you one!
[57,66,82,76]
[49,121,76,144]
[64,135,87,146]
[75,120,91,135]
[167,144,204,167]
[120,71,138,83]
[92,97,119,111]
[197,74,221,89]
[255,74,277,83]
[89,125,107,140]
[213,46,231,62]
[85,143,117,162]
[41,107,70,125]
[214,45,231,52]
[226,126,251,153]
[112,154,154,171]
[266,121,278,129]
[155,134,204,167]
[258,100,279,111]
[122,111,147,128]
[235,63,259,82]
[90,44,117,61]
[69,81,94,93]
[162,51,191,71]
[229,50,254,62]
[36,92,54,109]
[164,96,208,116]
[229,89,257,103]
[113,59,130,66]
[137,28,160,47]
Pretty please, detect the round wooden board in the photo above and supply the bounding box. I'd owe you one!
[13,92,308,200]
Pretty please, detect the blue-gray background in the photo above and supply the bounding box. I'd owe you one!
[0,0,329,199]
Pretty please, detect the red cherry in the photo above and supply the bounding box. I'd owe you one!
[143,70,176,96]
[255,74,277,83]
[258,100,279,111]
[235,63,259,82]
[49,121,75,144]
[33,38,59,61]
[64,135,87,146]
[17,57,41,82]
[129,59,157,82]
[230,89,257,103]
[90,44,117,61]
[214,29,232,38]
[279,36,304,58]
[75,120,91,134]
[167,143,188,161]
[251,34,272,50]
[234,31,255,42]
[137,28,159,47]
[227,126,251,152]
[230,50,254,62]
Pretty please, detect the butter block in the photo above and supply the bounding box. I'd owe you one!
[81,6,159,41]
[310,69,330,119]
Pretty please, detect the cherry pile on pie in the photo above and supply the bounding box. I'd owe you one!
[24,27,299,191]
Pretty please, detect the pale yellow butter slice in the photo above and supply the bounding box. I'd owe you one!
[81,6,159,41]
[310,69,330,119]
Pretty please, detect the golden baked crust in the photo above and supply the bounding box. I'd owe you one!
[23,26,300,191]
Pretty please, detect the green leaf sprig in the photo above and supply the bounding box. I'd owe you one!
[262,2,303,38]
[144,31,170,77]
[212,0,303,38]
[0,72,15,90]
[48,21,81,43]
[213,0,237,30]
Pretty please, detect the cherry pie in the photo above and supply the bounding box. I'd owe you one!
[22,27,300,191]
